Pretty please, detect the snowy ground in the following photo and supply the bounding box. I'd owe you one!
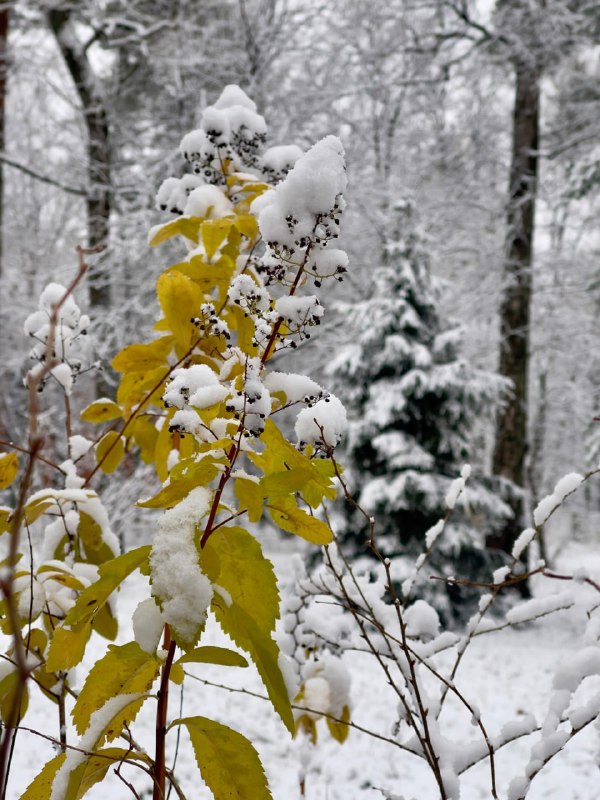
[8,540,600,800]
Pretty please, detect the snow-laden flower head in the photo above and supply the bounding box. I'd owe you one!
[23,282,90,395]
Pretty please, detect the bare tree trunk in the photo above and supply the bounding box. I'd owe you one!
[0,5,9,288]
[489,61,540,576]
[48,9,111,311]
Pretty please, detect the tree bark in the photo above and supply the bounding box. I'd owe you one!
[48,9,111,310]
[489,61,540,567]
[0,6,9,287]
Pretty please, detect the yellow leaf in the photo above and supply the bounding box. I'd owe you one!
[64,546,151,629]
[73,642,160,735]
[80,399,122,423]
[21,753,66,800]
[268,497,332,545]
[296,713,318,744]
[326,705,351,743]
[95,432,125,474]
[200,527,293,733]
[233,213,259,240]
[117,366,168,413]
[137,457,222,509]
[175,716,272,800]
[149,215,203,246]
[46,623,91,671]
[170,663,185,684]
[92,601,118,641]
[0,452,19,490]
[112,337,174,373]
[176,646,248,668]
[23,497,54,525]
[78,511,115,565]
[0,507,11,534]
[157,271,203,353]
[234,478,264,523]
[201,218,233,260]
[0,669,28,724]
[131,415,159,464]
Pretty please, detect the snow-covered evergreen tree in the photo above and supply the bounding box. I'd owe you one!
[331,199,511,620]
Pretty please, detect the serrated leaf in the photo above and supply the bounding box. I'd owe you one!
[64,546,151,629]
[0,452,19,490]
[326,705,351,743]
[21,752,65,800]
[234,477,264,522]
[175,716,272,800]
[157,271,203,353]
[176,646,248,668]
[80,399,122,423]
[112,337,174,373]
[137,457,222,509]
[73,643,160,735]
[200,527,293,732]
[95,432,125,474]
[44,696,146,800]
[268,497,333,545]
[201,218,233,260]
[46,623,91,671]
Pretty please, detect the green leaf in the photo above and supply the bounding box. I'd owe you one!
[64,546,151,629]
[176,646,248,668]
[268,497,333,545]
[80,399,123,423]
[234,477,264,522]
[73,643,160,735]
[95,432,125,474]
[0,452,19,490]
[175,716,272,800]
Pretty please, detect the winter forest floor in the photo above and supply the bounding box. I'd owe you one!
[9,539,600,800]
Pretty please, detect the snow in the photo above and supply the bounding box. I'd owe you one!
[150,486,213,646]
[132,597,164,654]
[163,364,229,411]
[275,295,324,327]
[264,371,324,404]
[295,393,347,449]
[50,693,143,800]
[444,475,465,510]
[68,434,93,461]
[404,600,440,640]
[184,185,233,219]
[512,528,536,560]
[533,472,585,527]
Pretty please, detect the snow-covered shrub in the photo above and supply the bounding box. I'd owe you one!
[0,86,352,799]
[285,456,600,799]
